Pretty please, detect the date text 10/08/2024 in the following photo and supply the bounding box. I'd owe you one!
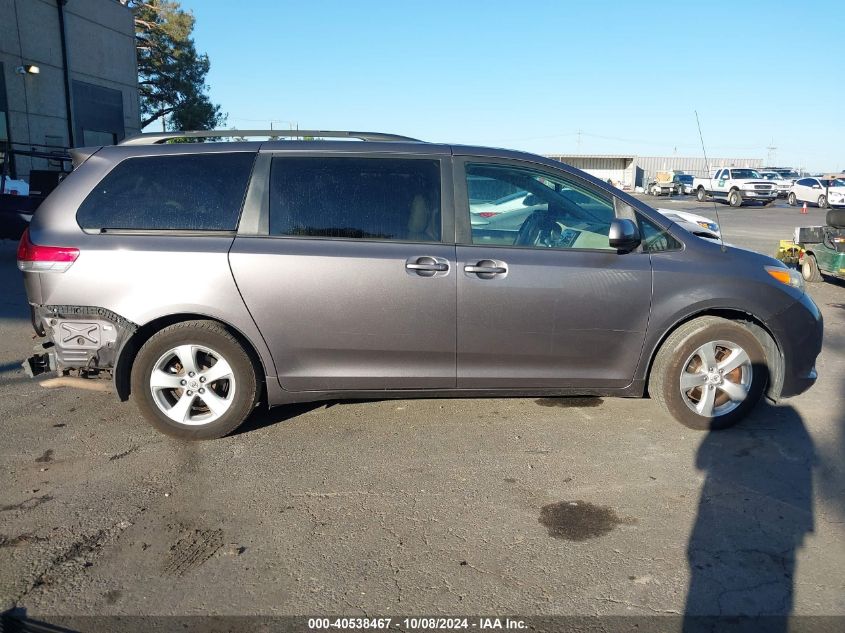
[307,617,527,630]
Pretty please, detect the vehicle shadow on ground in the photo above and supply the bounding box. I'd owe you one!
[238,396,413,435]
[0,608,75,632]
[683,403,815,632]
[234,399,334,435]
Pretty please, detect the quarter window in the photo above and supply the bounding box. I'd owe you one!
[465,163,615,250]
[269,157,441,242]
[77,152,256,231]
[639,217,682,253]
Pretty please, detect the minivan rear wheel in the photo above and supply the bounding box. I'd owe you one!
[131,320,259,440]
[650,317,767,430]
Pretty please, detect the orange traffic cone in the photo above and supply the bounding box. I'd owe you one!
[801,202,808,214]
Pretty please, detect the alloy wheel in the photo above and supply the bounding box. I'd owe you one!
[679,340,752,418]
[149,344,236,425]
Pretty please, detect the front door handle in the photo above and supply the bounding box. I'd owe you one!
[464,259,508,279]
[405,256,450,277]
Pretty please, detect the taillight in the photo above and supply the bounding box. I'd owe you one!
[477,211,501,218]
[17,228,79,273]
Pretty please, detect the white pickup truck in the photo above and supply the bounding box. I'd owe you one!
[692,168,778,207]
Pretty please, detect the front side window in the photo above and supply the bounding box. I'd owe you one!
[77,152,256,231]
[465,163,615,250]
[269,157,441,242]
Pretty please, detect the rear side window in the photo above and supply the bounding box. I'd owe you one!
[269,157,441,242]
[77,152,255,231]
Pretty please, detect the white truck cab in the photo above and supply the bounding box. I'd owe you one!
[693,168,778,207]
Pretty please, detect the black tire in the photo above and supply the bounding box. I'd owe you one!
[817,195,827,209]
[728,190,742,207]
[787,192,797,206]
[801,255,823,282]
[131,320,260,440]
[696,187,707,202]
[650,316,768,431]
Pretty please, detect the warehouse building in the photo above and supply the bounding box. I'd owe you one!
[1,0,140,183]
[546,154,764,190]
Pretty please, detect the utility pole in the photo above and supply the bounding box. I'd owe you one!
[766,139,777,166]
[576,129,582,152]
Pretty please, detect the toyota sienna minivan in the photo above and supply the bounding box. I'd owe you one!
[17,130,823,439]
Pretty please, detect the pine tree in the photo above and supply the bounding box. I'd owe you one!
[120,1,225,130]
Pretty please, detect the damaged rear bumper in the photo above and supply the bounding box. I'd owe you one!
[23,305,138,378]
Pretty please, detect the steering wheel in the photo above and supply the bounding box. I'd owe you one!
[515,211,562,247]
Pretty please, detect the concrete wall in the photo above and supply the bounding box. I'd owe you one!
[0,0,139,180]
[545,154,765,189]
[547,155,637,188]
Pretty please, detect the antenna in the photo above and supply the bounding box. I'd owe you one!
[695,111,726,252]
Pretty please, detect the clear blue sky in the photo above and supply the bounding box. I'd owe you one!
[180,0,843,172]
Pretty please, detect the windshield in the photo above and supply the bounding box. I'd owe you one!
[822,179,845,188]
[761,173,781,180]
[730,169,762,179]
[677,175,693,183]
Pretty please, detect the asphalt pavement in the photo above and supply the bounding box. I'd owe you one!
[0,198,843,626]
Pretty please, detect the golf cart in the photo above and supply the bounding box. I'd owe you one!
[777,209,845,282]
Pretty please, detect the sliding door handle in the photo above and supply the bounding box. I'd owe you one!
[464,264,507,274]
[464,259,508,279]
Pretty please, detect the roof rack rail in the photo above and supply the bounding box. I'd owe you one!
[119,129,421,146]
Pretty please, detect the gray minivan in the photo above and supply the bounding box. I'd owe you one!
[17,130,822,439]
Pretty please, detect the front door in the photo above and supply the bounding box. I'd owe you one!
[454,159,652,389]
[230,154,456,391]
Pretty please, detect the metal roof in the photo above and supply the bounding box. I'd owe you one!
[545,154,636,160]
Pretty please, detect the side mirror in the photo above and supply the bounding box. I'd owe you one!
[523,194,540,206]
[608,218,641,252]
[813,184,822,189]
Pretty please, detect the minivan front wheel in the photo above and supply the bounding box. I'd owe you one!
[650,317,767,430]
[131,320,259,439]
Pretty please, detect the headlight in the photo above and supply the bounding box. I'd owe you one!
[765,265,804,291]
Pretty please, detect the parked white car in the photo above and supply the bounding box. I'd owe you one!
[787,177,845,208]
[655,208,721,241]
[758,171,791,197]
[469,190,536,218]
